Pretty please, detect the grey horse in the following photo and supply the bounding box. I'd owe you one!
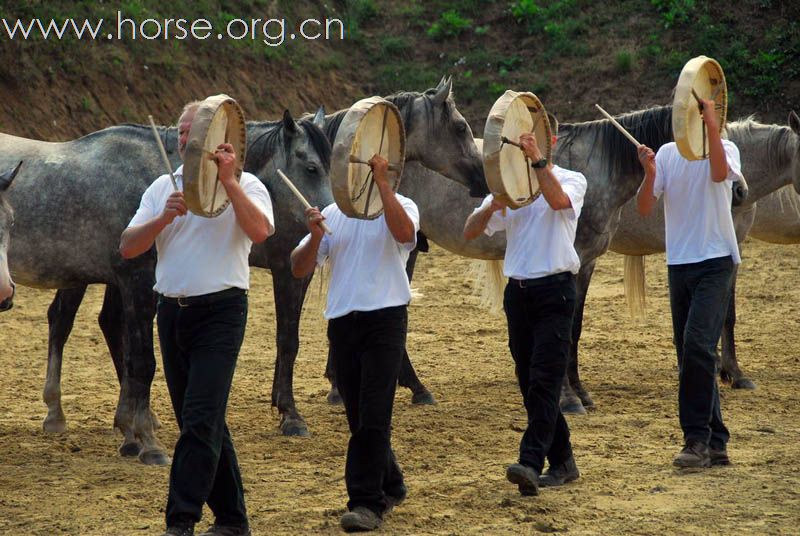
[29,77,487,441]
[0,162,22,309]
[749,185,800,243]
[0,110,332,464]
[612,112,800,398]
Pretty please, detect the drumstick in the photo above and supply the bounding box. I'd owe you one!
[148,115,179,192]
[594,104,641,148]
[348,155,401,172]
[277,169,332,235]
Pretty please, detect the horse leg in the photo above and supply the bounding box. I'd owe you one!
[114,269,169,465]
[324,347,342,405]
[271,265,311,437]
[98,284,149,456]
[561,260,596,415]
[43,287,87,433]
[400,243,435,404]
[719,265,756,389]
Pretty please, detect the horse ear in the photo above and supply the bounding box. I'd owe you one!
[0,161,22,192]
[431,76,452,106]
[789,110,800,134]
[283,109,299,136]
[312,106,326,129]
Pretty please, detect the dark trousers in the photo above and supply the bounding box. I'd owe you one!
[156,293,249,528]
[668,255,733,449]
[503,274,576,473]
[327,306,408,517]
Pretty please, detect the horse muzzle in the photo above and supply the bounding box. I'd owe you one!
[0,281,14,311]
[732,180,749,207]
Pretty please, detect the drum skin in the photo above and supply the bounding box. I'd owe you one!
[183,94,247,217]
[330,96,406,220]
[673,56,727,161]
[483,90,552,209]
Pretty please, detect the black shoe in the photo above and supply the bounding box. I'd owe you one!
[197,524,251,536]
[506,463,539,496]
[673,440,711,468]
[709,446,731,466]
[340,506,383,532]
[539,456,580,487]
[161,525,194,536]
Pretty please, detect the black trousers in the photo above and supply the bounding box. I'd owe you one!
[156,291,249,529]
[503,274,576,473]
[668,255,733,449]
[327,306,408,517]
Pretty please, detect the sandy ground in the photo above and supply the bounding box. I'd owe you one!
[1,238,799,535]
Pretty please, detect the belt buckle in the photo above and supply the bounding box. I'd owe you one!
[177,296,189,308]
[517,279,528,288]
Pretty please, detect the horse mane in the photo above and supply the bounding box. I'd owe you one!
[727,116,797,180]
[557,105,674,180]
[324,88,455,142]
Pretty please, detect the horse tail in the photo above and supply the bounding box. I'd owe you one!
[623,255,647,319]
[469,259,505,314]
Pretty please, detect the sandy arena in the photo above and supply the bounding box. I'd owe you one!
[1,240,798,535]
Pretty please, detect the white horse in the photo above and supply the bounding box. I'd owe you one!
[615,112,800,394]
[381,110,799,415]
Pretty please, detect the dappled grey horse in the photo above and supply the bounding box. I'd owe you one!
[0,162,22,309]
[749,185,800,244]
[34,77,487,441]
[612,112,800,399]
[1,110,332,464]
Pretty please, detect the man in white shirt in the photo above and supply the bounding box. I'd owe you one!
[119,101,274,536]
[291,154,418,532]
[463,125,587,496]
[637,97,741,468]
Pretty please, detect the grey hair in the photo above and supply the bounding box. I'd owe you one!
[177,100,203,125]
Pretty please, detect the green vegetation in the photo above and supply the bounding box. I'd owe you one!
[427,9,473,39]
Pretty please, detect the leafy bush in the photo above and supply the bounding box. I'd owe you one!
[427,9,473,39]
[650,0,696,28]
[615,50,634,74]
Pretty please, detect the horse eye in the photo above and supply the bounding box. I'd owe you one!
[456,122,467,133]
[306,165,318,174]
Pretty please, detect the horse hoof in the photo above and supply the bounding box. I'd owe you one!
[411,391,437,405]
[577,393,595,410]
[280,418,311,437]
[561,400,586,415]
[119,440,143,458]
[139,448,171,466]
[43,417,67,434]
[732,378,756,390]
[327,389,343,405]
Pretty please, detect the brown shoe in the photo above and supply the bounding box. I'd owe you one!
[506,463,539,496]
[340,506,382,532]
[709,446,731,466]
[673,440,711,468]
[539,456,580,487]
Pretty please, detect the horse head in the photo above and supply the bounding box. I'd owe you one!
[0,161,21,310]
[386,77,488,198]
[245,108,333,267]
[790,111,800,195]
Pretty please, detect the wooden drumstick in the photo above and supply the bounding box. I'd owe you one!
[594,104,641,148]
[348,155,401,172]
[148,115,179,192]
[277,169,332,235]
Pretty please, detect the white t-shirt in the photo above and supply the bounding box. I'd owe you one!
[298,194,419,319]
[127,165,274,297]
[476,165,587,279]
[653,141,743,265]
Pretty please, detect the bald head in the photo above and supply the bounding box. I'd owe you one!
[177,101,202,161]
